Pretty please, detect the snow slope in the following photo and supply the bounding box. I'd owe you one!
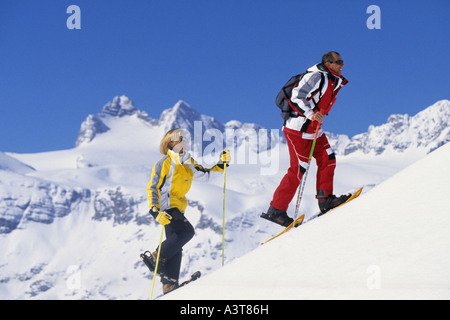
[165,142,450,300]
[0,152,35,174]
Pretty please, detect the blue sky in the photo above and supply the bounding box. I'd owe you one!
[1,0,449,153]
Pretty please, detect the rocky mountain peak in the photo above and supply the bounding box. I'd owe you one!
[159,100,224,134]
[101,95,137,117]
[331,99,450,155]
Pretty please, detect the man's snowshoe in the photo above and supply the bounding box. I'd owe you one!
[317,190,351,215]
[261,206,294,227]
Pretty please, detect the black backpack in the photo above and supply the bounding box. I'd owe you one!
[275,72,308,120]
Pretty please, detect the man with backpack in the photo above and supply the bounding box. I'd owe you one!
[262,51,351,227]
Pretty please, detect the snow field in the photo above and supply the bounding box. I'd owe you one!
[165,143,450,300]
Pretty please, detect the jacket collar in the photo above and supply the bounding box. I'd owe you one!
[309,63,349,86]
[167,149,191,165]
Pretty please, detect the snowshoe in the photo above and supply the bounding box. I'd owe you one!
[179,271,201,288]
[140,250,166,275]
[317,190,351,215]
[163,282,178,295]
[162,271,201,295]
[261,206,294,227]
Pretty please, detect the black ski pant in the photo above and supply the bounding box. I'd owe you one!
[157,207,195,284]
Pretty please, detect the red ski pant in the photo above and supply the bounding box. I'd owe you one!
[270,127,336,212]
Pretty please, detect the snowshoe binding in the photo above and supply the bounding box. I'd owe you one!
[317,190,351,215]
[261,206,294,227]
[140,250,166,275]
[162,271,201,295]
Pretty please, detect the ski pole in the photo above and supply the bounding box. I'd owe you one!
[293,122,321,224]
[222,160,227,266]
[150,225,165,300]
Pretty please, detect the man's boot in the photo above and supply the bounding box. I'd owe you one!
[261,206,294,227]
[317,190,351,215]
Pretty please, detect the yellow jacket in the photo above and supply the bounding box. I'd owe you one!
[147,150,224,213]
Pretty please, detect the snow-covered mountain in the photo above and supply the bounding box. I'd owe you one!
[76,96,280,156]
[0,96,448,299]
[0,152,35,174]
[328,99,450,155]
[159,100,224,135]
[75,95,158,147]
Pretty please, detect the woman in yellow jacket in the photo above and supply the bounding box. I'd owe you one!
[142,128,229,294]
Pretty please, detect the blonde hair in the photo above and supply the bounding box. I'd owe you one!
[160,128,184,154]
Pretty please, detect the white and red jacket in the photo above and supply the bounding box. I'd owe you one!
[284,63,348,138]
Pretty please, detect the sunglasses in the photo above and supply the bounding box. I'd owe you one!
[330,60,344,65]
